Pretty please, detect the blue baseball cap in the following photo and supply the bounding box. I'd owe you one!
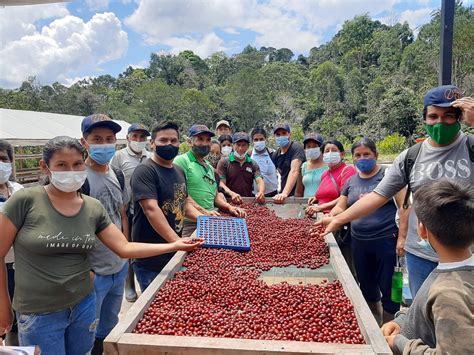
[232,132,250,143]
[188,124,215,137]
[303,132,324,146]
[273,122,291,134]
[423,85,463,109]
[81,114,122,134]
[128,123,150,136]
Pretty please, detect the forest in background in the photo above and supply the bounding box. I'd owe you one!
[1,2,473,154]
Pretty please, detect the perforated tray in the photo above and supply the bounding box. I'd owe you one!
[196,216,250,251]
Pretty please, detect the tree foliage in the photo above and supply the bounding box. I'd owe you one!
[1,3,473,143]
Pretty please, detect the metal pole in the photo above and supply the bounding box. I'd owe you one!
[439,0,455,85]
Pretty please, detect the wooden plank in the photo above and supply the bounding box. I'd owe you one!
[104,251,188,354]
[325,233,391,355]
[115,333,374,355]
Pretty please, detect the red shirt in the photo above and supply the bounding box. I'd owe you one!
[315,163,356,205]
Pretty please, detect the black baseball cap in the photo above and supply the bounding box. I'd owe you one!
[303,133,324,146]
[81,114,122,134]
[232,132,250,143]
[188,124,215,137]
[128,123,150,136]
[273,122,291,134]
[423,85,463,109]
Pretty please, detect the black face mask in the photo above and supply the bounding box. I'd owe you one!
[192,145,211,157]
[155,144,179,161]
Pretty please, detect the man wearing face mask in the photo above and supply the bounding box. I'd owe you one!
[319,85,474,297]
[217,132,265,204]
[80,114,130,355]
[271,122,306,204]
[130,122,203,291]
[111,123,151,302]
[251,128,278,197]
[174,124,246,237]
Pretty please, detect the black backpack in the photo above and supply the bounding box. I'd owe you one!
[80,166,125,196]
[402,134,474,208]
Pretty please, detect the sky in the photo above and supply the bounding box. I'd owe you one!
[0,0,472,89]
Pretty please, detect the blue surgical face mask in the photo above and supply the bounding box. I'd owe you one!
[355,159,376,173]
[89,144,116,165]
[254,141,266,152]
[417,238,436,254]
[275,136,290,147]
[305,148,321,160]
[323,152,341,165]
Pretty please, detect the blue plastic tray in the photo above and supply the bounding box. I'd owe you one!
[196,216,250,251]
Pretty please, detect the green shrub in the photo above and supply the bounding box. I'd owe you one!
[377,133,407,155]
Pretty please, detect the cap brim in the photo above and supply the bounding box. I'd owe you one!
[273,127,290,133]
[192,130,215,137]
[430,102,454,108]
[233,139,250,143]
[129,129,151,136]
[89,121,122,134]
[303,138,322,145]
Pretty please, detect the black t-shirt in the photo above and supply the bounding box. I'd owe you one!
[131,158,187,271]
[271,141,306,196]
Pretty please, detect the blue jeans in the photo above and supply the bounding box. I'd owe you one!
[352,237,400,315]
[17,292,95,355]
[406,252,438,298]
[133,263,160,292]
[94,262,128,339]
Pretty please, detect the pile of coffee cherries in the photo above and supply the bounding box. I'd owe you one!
[134,203,364,344]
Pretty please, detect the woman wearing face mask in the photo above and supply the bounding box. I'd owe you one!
[316,138,407,325]
[0,136,203,354]
[0,140,23,346]
[296,133,328,198]
[218,135,233,158]
[206,141,222,169]
[306,139,356,215]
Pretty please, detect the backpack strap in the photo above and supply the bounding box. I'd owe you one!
[402,143,423,209]
[466,134,474,162]
[80,177,90,196]
[80,166,125,196]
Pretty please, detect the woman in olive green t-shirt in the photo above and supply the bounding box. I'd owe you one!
[0,136,203,354]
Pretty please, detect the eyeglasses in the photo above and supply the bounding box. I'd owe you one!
[202,174,216,185]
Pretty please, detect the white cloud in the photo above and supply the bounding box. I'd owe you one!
[62,75,96,87]
[0,3,69,43]
[0,12,128,88]
[399,8,433,29]
[85,0,110,11]
[125,0,423,56]
[163,32,227,58]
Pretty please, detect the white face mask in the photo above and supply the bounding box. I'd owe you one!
[50,170,88,193]
[305,148,321,160]
[233,151,246,160]
[221,146,232,157]
[129,140,147,153]
[0,162,12,184]
[323,152,342,166]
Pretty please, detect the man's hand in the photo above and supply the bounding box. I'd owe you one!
[396,235,406,256]
[206,210,221,217]
[308,197,317,205]
[0,307,13,336]
[313,216,343,236]
[384,335,397,350]
[230,192,243,205]
[305,205,322,217]
[255,192,265,204]
[272,193,288,204]
[229,206,246,218]
[173,238,204,251]
[452,97,474,127]
[381,321,401,336]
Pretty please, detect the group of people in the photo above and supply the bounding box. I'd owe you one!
[0,84,472,355]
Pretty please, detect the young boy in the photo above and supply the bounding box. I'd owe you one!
[382,179,473,354]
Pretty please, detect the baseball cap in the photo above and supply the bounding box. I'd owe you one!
[303,133,324,146]
[423,85,463,109]
[188,124,215,137]
[232,132,250,143]
[273,122,291,134]
[81,114,122,134]
[216,120,231,130]
[128,123,151,136]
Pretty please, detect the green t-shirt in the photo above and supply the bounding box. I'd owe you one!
[1,186,111,314]
[174,151,217,211]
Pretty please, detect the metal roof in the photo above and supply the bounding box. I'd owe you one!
[0,108,131,144]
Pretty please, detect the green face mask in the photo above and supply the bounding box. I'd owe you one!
[424,122,461,145]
